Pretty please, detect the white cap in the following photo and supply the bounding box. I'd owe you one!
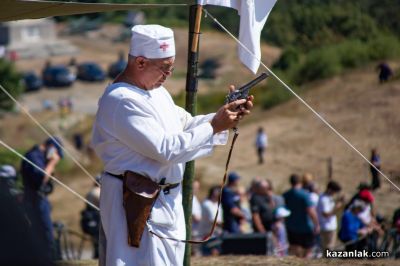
[351,199,367,210]
[129,24,175,59]
[0,165,17,179]
[275,207,291,219]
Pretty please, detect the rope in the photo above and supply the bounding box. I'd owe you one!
[0,139,99,211]
[203,8,400,193]
[0,84,100,187]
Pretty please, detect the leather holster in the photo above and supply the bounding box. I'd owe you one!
[122,171,160,247]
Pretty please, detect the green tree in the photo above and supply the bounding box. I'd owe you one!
[0,59,23,111]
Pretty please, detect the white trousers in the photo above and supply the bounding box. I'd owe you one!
[100,174,186,266]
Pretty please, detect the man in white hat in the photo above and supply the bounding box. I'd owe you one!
[91,24,254,266]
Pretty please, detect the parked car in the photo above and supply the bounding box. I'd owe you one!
[77,62,106,82]
[22,71,42,92]
[198,58,220,79]
[108,59,127,79]
[42,65,75,87]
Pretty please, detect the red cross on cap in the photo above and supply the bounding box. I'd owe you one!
[160,42,169,52]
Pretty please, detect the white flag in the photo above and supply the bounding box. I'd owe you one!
[198,0,277,74]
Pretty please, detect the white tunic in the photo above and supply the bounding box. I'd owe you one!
[91,82,228,266]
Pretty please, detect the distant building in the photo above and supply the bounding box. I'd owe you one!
[0,18,78,60]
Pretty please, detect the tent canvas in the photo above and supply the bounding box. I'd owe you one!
[0,0,188,22]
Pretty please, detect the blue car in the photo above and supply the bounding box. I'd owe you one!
[108,60,127,79]
[22,72,42,92]
[42,65,75,87]
[77,62,106,82]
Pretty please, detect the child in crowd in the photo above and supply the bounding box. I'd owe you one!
[272,206,291,257]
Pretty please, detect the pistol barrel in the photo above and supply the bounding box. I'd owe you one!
[238,72,269,92]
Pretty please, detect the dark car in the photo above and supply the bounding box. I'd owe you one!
[42,65,75,87]
[198,58,220,79]
[108,60,127,79]
[77,62,106,82]
[22,72,42,92]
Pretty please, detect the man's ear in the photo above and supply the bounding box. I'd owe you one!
[135,56,147,70]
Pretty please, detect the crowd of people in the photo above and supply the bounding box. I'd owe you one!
[191,170,400,258]
[1,138,399,262]
[0,134,398,263]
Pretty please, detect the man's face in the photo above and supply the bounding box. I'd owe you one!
[141,57,175,90]
[259,180,270,195]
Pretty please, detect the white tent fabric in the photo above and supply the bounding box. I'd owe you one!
[0,0,187,22]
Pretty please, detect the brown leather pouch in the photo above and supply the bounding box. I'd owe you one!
[122,171,160,247]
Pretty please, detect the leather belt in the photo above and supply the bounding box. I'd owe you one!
[106,172,124,181]
[106,172,180,194]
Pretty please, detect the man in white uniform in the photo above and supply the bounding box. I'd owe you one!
[91,24,254,266]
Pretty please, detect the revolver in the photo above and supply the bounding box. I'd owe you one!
[225,72,269,105]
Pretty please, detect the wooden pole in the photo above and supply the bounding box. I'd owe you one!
[182,4,202,266]
[327,157,333,180]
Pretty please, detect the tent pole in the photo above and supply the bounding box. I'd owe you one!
[182,4,202,266]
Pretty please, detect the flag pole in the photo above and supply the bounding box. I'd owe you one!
[182,3,203,266]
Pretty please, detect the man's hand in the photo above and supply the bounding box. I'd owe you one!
[210,85,254,134]
[314,223,320,235]
[43,150,61,184]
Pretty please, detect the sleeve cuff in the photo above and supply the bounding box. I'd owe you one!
[212,130,229,145]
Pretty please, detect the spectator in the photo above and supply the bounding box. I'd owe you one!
[266,179,285,208]
[377,62,393,83]
[248,179,283,254]
[283,174,320,258]
[81,175,101,258]
[0,165,19,197]
[191,179,202,256]
[272,206,291,257]
[255,127,268,164]
[392,207,400,227]
[250,179,275,233]
[317,181,344,252]
[357,189,375,226]
[42,99,54,111]
[21,137,63,261]
[221,172,246,233]
[236,185,253,233]
[67,57,77,77]
[339,200,370,251]
[344,187,383,252]
[344,182,370,210]
[249,176,261,195]
[73,133,84,151]
[68,57,77,67]
[370,148,381,190]
[302,173,319,206]
[0,176,53,266]
[42,60,52,74]
[357,189,384,252]
[199,186,223,256]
